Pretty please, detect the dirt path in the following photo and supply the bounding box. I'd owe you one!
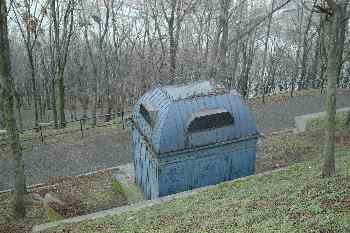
[252,90,350,133]
[0,129,131,191]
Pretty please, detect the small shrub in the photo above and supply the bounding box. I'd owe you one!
[47,207,64,221]
[308,204,323,215]
[111,180,125,196]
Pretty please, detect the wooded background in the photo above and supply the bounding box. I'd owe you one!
[0,0,349,130]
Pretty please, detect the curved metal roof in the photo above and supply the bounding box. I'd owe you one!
[132,81,258,155]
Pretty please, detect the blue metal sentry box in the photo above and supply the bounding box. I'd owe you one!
[129,81,259,199]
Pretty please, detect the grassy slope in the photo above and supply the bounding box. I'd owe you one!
[307,111,350,131]
[0,170,127,230]
[44,150,350,233]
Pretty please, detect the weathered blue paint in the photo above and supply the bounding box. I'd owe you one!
[130,81,259,199]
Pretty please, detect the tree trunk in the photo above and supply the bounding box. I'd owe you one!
[92,68,98,127]
[218,0,230,82]
[51,78,58,128]
[38,92,43,121]
[44,72,51,110]
[291,3,304,98]
[58,66,66,127]
[299,8,314,89]
[208,12,221,80]
[168,13,177,83]
[322,1,347,177]
[163,0,187,84]
[0,100,4,128]
[48,9,58,128]
[261,0,275,103]
[52,0,74,128]
[105,70,113,122]
[230,42,239,89]
[0,0,26,218]
[15,91,23,132]
[82,21,98,127]
[309,15,323,87]
[238,30,256,100]
[29,56,39,129]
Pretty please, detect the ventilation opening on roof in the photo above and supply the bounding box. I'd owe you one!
[140,103,157,127]
[188,109,234,133]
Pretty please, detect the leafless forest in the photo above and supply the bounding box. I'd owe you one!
[0,0,349,130]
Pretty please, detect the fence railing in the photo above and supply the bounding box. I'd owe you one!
[0,112,131,148]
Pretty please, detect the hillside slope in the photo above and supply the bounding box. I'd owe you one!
[43,151,350,233]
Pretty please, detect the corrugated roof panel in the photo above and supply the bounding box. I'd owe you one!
[132,82,258,155]
[162,81,215,101]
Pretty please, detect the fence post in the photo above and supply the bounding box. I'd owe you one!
[80,119,84,138]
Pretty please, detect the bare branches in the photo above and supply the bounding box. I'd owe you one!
[10,0,48,53]
[324,0,336,9]
[5,0,350,136]
[100,0,110,45]
[314,5,332,15]
[229,0,292,46]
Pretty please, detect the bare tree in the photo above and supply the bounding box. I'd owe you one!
[209,0,231,82]
[6,0,348,133]
[290,1,304,98]
[51,0,76,128]
[160,0,196,83]
[261,0,275,103]
[299,3,314,89]
[0,0,26,218]
[80,0,110,127]
[10,0,47,129]
[309,12,324,86]
[319,0,348,177]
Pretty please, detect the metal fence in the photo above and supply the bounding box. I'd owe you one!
[0,112,131,148]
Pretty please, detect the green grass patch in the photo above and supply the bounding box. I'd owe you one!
[336,148,350,157]
[2,126,349,232]
[112,179,144,204]
[257,131,322,172]
[122,183,144,204]
[111,180,125,196]
[257,129,350,173]
[47,207,65,221]
[43,156,350,233]
[306,111,350,131]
